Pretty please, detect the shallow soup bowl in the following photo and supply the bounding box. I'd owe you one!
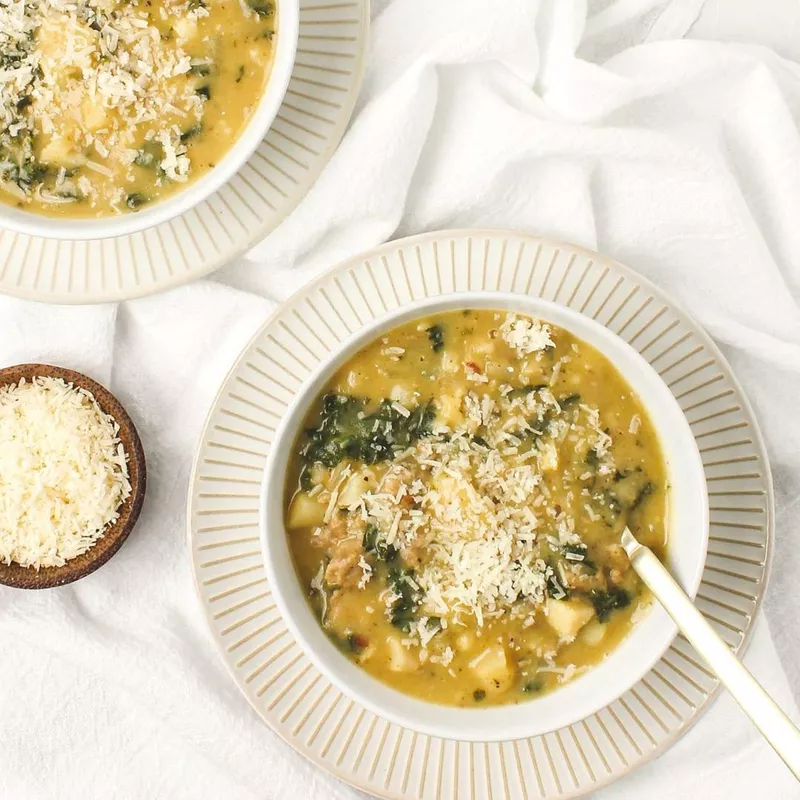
[259,292,709,742]
[0,1,299,241]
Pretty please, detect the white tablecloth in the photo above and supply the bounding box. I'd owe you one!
[2,1,800,797]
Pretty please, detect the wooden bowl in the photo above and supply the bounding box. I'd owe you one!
[0,364,146,589]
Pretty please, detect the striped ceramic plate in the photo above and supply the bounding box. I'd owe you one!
[187,230,772,799]
[0,0,368,304]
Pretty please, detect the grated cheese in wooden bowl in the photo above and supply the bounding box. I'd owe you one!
[0,375,132,570]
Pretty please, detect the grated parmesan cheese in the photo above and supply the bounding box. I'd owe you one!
[0,376,131,569]
[341,355,629,647]
[357,555,372,589]
[499,313,554,356]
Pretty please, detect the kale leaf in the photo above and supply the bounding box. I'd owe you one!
[630,481,655,511]
[589,588,630,622]
[363,523,397,562]
[387,567,421,632]
[426,324,444,353]
[559,393,581,407]
[125,192,148,210]
[180,123,202,143]
[301,394,435,469]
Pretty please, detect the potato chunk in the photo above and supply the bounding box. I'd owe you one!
[438,390,464,428]
[173,17,198,43]
[546,598,595,641]
[580,620,607,646]
[337,469,378,508]
[465,340,495,361]
[387,636,417,673]
[287,492,326,529]
[81,99,108,133]
[389,384,414,406]
[468,644,517,694]
[537,441,559,471]
[40,135,86,169]
[324,537,363,589]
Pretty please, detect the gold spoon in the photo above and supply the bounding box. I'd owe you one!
[622,527,800,780]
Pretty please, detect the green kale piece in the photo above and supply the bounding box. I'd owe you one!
[589,588,631,622]
[300,394,435,469]
[426,324,444,353]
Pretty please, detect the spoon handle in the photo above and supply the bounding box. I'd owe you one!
[622,530,800,780]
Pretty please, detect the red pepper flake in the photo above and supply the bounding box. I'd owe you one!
[465,361,482,374]
[348,633,369,652]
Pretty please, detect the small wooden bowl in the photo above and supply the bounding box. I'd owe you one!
[0,364,146,589]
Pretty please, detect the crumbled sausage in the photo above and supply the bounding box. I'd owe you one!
[382,466,413,497]
[562,564,606,592]
[399,532,428,568]
[346,514,366,539]
[605,544,630,573]
[325,537,364,589]
[603,545,631,585]
[312,513,347,548]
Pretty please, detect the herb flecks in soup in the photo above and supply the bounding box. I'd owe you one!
[0,0,275,217]
[285,311,667,707]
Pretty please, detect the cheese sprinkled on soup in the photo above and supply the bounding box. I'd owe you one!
[0,0,276,217]
[285,310,668,707]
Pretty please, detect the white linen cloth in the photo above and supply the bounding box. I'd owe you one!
[2,1,800,797]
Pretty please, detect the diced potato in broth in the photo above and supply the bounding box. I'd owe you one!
[546,597,595,641]
[469,645,517,696]
[285,310,667,707]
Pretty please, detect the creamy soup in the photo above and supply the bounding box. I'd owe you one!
[0,0,276,217]
[285,310,668,707]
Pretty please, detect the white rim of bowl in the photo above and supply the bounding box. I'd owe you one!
[0,0,299,241]
[259,291,710,743]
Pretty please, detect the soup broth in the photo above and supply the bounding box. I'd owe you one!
[0,0,276,217]
[285,310,668,707]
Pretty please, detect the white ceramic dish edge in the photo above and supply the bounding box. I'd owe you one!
[259,291,710,743]
[0,0,299,241]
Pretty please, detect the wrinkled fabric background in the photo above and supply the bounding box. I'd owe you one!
[2,1,800,797]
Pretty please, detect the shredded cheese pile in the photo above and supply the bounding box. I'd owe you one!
[0,376,131,569]
[350,385,614,627]
[499,313,554,356]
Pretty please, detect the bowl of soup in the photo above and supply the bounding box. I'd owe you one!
[0,0,298,240]
[260,293,709,741]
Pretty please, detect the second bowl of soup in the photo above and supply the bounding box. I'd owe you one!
[0,0,298,239]
[260,293,708,741]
